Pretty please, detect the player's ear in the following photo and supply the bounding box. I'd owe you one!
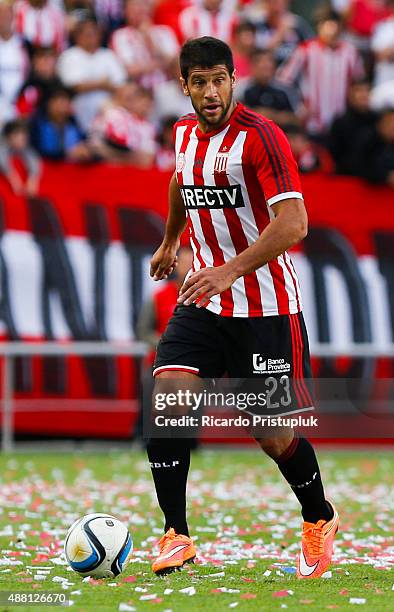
[180,76,190,97]
[231,69,236,90]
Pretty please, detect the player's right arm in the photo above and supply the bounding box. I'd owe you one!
[150,173,187,281]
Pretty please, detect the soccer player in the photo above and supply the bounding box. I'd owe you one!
[147,36,339,579]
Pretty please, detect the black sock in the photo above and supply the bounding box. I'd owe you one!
[276,437,333,523]
[147,438,191,536]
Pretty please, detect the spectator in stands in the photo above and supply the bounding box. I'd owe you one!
[110,0,179,90]
[94,0,124,34]
[178,0,237,44]
[277,7,364,139]
[331,0,351,11]
[0,118,41,195]
[16,46,62,117]
[242,48,299,126]
[328,79,376,174]
[232,21,257,82]
[0,94,15,127]
[14,0,65,53]
[156,115,177,171]
[357,108,394,185]
[90,81,156,167]
[62,1,122,44]
[370,78,394,110]
[284,123,333,173]
[371,0,394,86]
[0,0,28,108]
[58,18,126,131]
[62,0,95,37]
[30,86,93,161]
[334,1,390,49]
[249,0,313,66]
[153,57,193,122]
[153,0,190,43]
[351,1,390,37]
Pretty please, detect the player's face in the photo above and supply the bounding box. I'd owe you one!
[182,65,236,131]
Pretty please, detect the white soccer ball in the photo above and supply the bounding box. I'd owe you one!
[64,513,133,578]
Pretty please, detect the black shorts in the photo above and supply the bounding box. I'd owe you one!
[153,305,313,411]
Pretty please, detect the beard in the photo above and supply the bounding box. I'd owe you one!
[192,93,234,129]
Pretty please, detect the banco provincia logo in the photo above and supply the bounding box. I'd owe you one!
[253,354,291,374]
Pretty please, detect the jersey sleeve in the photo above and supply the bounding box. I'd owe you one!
[248,120,303,206]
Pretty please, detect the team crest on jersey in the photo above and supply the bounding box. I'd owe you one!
[214,151,229,173]
[176,153,186,173]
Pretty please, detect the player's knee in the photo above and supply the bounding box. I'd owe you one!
[152,371,201,416]
[153,371,199,394]
[257,432,294,460]
[153,372,189,398]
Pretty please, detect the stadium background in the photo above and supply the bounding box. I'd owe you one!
[0,3,393,611]
[0,0,393,443]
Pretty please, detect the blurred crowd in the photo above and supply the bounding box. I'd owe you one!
[0,0,393,196]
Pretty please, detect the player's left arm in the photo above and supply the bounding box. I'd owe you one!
[177,197,307,308]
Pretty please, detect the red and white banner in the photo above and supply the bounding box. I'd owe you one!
[0,164,393,436]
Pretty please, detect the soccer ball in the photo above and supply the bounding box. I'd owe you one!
[64,513,133,578]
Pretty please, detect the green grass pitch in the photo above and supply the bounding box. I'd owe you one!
[0,448,392,611]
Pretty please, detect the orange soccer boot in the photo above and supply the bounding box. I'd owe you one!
[151,528,196,575]
[297,503,339,579]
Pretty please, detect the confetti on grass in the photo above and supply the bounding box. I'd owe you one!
[179,586,196,596]
[0,452,393,610]
[273,590,293,598]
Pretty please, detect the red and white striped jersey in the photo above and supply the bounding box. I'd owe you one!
[0,35,28,104]
[178,4,237,43]
[277,38,364,134]
[14,0,65,52]
[174,103,303,318]
[91,106,157,155]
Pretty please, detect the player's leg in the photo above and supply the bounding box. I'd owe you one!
[147,371,200,575]
[147,371,200,538]
[224,312,339,578]
[257,429,339,579]
[146,305,225,574]
[257,431,333,524]
[258,312,339,578]
[261,313,338,578]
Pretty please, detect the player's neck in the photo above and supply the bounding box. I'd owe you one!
[198,101,238,134]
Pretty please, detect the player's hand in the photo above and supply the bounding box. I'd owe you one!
[177,265,237,308]
[150,242,179,281]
